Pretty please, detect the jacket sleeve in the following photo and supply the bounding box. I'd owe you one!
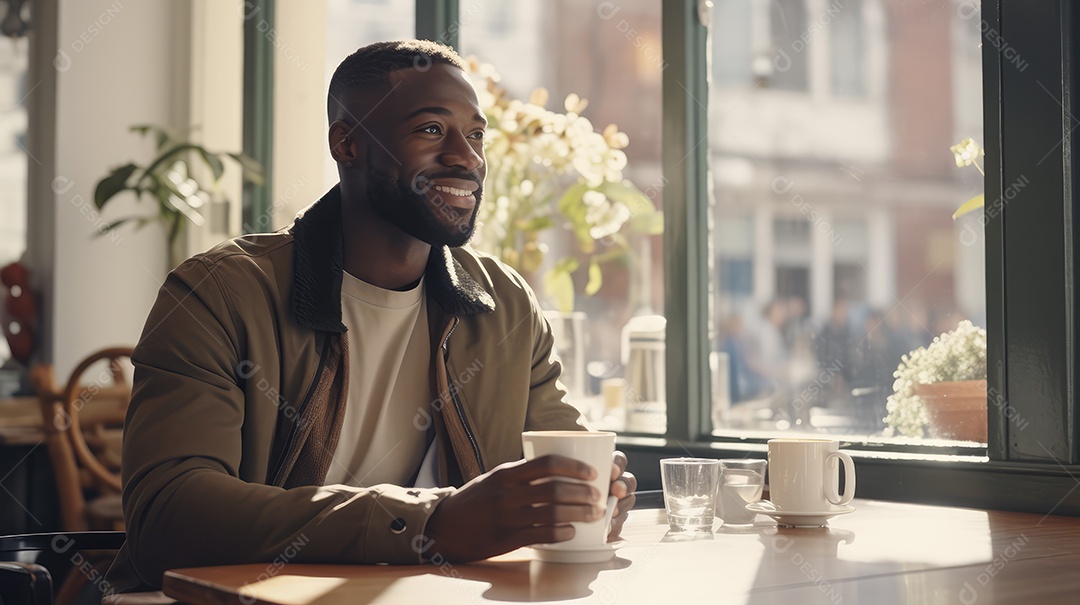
[121,257,454,589]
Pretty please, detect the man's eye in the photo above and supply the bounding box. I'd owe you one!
[421,125,442,134]
[469,131,485,140]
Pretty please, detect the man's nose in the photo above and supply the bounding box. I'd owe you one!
[440,132,484,172]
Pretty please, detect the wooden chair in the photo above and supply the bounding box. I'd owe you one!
[27,348,133,605]
[30,347,134,533]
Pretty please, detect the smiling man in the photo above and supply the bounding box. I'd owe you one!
[106,40,636,592]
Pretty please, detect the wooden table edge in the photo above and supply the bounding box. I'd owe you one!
[164,569,253,605]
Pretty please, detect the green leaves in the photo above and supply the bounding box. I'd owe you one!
[541,178,662,311]
[94,163,138,210]
[195,147,225,181]
[544,258,579,314]
[556,182,593,248]
[585,260,602,296]
[952,194,985,220]
[91,125,263,248]
[516,215,554,233]
[629,210,664,235]
[130,124,172,150]
[597,179,651,214]
[226,152,266,186]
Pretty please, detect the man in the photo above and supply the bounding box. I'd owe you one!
[106,39,637,592]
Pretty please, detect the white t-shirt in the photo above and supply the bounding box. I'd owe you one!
[324,272,434,487]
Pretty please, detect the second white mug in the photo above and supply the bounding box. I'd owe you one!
[767,438,855,511]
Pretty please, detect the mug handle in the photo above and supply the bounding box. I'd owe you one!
[825,451,856,505]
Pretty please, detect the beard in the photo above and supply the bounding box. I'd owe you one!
[365,163,483,248]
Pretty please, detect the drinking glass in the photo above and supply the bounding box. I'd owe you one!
[660,458,721,532]
[718,459,767,526]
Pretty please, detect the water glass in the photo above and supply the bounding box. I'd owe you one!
[718,459,767,526]
[660,458,721,532]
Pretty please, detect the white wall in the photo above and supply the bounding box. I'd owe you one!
[51,0,184,377]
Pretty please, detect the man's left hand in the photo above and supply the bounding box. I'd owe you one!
[607,450,637,541]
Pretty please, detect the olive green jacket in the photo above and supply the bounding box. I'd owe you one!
[106,186,585,591]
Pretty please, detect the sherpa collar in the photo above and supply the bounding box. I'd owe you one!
[289,185,495,332]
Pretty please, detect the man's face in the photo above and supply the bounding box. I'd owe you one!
[351,63,487,247]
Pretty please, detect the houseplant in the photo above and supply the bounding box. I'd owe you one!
[466,59,662,313]
[883,320,987,441]
[93,124,263,266]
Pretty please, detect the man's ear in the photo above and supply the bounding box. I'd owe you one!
[328,120,357,165]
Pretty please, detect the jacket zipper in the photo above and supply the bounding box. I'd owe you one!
[270,336,333,485]
[441,317,486,474]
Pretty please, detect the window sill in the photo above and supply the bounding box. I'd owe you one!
[618,437,1080,517]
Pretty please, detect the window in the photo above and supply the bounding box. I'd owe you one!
[711,0,753,89]
[459,0,666,434]
[830,0,865,96]
[0,37,27,265]
[655,0,1079,514]
[768,0,809,91]
[322,0,416,190]
[708,0,985,446]
[0,34,29,364]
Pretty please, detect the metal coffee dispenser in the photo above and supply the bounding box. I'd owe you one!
[622,315,666,433]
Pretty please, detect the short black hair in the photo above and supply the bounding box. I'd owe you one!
[327,39,466,119]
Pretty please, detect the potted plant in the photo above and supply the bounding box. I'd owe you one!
[884,320,987,441]
[466,59,663,313]
[93,124,264,267]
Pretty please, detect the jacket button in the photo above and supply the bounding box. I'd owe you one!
[390,517,407,534]
[407,490,420,497]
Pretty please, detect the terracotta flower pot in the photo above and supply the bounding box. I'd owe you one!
[914,379,987,442]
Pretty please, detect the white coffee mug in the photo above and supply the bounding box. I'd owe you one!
[767,439,855,511]
[521,430,616,549]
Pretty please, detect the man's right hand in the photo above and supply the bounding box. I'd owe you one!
[421,455,604,562]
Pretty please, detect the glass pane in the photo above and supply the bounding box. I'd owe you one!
[460,0,666,433]
[0,35,29,366]
[709,1,986,444]
[0,36,28,266]
[322,0,415,190]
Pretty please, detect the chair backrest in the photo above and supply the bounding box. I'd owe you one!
[30,348,134,533]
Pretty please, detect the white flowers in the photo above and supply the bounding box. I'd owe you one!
[466,58,642,277]
[884,320,987,437]
[950,137,984,172]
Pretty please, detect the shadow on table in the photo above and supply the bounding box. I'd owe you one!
[221,555,633,605]
[661,531,714,543]
[744,527,859,604]
[432,490,655,601]
[461,556,631,602]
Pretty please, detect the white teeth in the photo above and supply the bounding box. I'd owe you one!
[433,185,472,197]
